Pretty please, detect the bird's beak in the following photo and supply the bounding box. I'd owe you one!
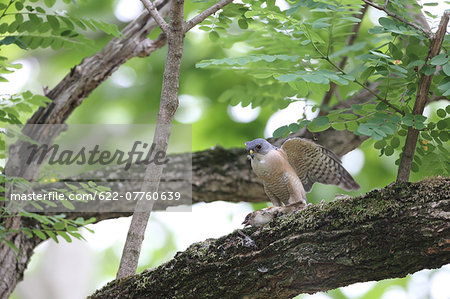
[249,149,254,159]
[242,214,251,227]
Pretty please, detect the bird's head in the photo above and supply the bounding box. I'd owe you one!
[245,138,275,159]
[242,213,253,227]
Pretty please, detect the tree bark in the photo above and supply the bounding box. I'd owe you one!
[89,177,450,299]
[117,0,186,278]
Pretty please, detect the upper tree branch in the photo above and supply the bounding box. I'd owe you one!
[141,0,170,33]
[184,0,234,33]
[361,0,432,38]
[397,12,449,182]
[90,177,450,299]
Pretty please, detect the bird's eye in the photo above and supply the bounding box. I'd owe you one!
[255,144,262,151]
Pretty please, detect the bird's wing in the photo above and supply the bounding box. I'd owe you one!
[281,138,360,192]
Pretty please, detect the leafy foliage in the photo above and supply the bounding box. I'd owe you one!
[0,169,98,253]
[196,0,450,176]
[0,0,120,82]
[1,0,120,47]
[0,0,123,254]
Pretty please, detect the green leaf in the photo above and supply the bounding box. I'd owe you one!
[331,122,346,131]
[299,73,329,84]
[406,60,425,69]
[44,0,56,7]
[57,231,72,242]
[346,121,359,132]
[288,123,300,132]
[308,116,330,132]
[443,63,450,76]
[312,116,329,126]
[33,229,47,240]
[389,42,402,59]
[238,19,248,29]
[368,26,385,34]
[209,31,220,42]
[398,129,407,136]
[276,74,297,82]
[375,102,389,111]
[360,66,375,81]
[437,108,446,118]
[384,145,394,156]
[15,2,24,11]
[374,140,386,149]
[429,54,448,66]
[378,17,396,30]
[36,6,46,13]
[47,15,60,30]
[53,222,65,230]
[390,137,400,148]
[438,77,450,95]
[356,123,373,136]
[390,65,407,74]
[437,119,448,130]
[198,26,210,31]
[45,230,58,242]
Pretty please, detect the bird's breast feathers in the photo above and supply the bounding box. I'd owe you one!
[251,149,294,179]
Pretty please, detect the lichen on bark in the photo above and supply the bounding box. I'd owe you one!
[90,177,450,299]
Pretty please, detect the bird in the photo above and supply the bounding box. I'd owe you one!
[245,137,360,210]
[242,206,283,227]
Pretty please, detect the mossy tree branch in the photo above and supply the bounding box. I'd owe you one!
[90,177,449,299]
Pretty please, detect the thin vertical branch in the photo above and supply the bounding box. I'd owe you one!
[117,0,186,278]
[396,12,449,182]
[116,0,235,278]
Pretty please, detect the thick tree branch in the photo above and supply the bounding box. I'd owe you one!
[361,0,432,38]
[397,12,449,182]
[184,0,234,33]
[90,177,450,299]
